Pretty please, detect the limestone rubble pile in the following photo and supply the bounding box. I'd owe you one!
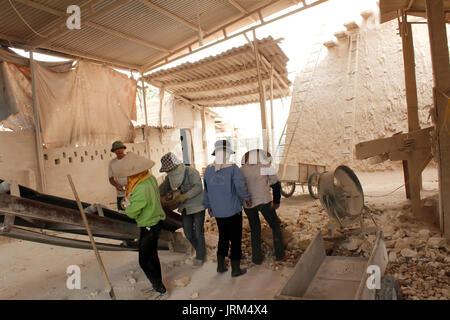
[200,196,449,300]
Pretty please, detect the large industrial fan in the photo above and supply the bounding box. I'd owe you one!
[317,165,368,233]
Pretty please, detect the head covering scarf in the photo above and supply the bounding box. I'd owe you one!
[125,170,150,198]
[167,164,186,190]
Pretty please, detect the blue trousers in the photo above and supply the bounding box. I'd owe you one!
[181,210,206,261]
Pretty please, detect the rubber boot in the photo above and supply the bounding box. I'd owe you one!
[217,254,228,273]
[231,260,246,277]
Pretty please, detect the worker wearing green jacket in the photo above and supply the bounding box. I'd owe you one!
[113,152,167,299]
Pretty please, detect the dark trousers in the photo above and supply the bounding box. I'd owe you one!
[215,212,243,261]
[138,221,163,289]
[117,197,124,211]
[182,210,206,261]
[244,202,285,262]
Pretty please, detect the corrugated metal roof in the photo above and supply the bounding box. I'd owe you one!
[144,36,291,108]
[0,0,323,70]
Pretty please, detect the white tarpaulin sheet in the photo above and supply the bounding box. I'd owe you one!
[34,60,137,148]
[0,61,34,131]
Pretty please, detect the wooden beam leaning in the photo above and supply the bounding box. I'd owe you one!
[30,51,47,193]
[399,16,422,216]
[425,0,450,238]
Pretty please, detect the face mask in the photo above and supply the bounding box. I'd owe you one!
[168,164,185,190]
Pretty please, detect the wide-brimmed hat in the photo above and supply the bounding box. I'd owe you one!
[241,149,271,165]
[159,152,183,172]
[112,152,155,177]
[211,140,235,156]
[111,141,126,152]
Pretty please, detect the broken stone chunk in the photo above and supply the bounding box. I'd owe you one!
[428,237,446,249]
[174,276,191,287]
[400,248,418,258]
[418,229,431,239]
[340,238,363,251]
[388,251,397,262]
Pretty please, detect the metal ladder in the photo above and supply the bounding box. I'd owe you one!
[275,35,324,168]
[342,31,360,163]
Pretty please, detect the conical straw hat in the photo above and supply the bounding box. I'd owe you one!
[113,152,155,177]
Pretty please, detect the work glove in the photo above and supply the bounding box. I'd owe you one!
[176,193,189,203]
[160,190,181,210]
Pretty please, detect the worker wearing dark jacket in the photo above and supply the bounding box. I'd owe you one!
[159,152,206,267]
[240,149,289,264]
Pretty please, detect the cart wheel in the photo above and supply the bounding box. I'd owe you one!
[376,275,402,300]
[308,172,320,199]
[281,182,296,198]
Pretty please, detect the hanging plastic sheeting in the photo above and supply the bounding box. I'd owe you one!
[33,60,137,149]
[0,61,34,131]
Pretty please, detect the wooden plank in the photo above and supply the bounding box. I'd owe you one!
[400,19,422,215]
[253,30,269,151]
[30,51,47,193]
[201,107,207,150]
[0,193,138,238]
[355,127,433,160]
[270,64,275,155]
[425,0,450,238]
[141,74,149,127]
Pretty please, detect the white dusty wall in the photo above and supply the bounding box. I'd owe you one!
[0,103,216,208]
[285,13,448,172]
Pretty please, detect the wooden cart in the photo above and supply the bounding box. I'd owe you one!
[278,162,326,199]
[275,231,401,300]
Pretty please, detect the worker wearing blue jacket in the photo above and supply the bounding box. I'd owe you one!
[203,140,252,277]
